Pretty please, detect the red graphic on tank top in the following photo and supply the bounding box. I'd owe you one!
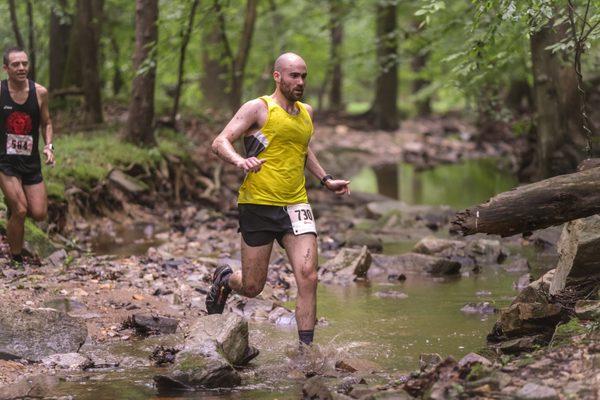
[6,111,32,135]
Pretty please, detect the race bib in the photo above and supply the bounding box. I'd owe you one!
[286,203,317,235]
[6,134,33,156]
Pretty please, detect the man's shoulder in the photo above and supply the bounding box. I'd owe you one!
[34,82,48,97]
[238,98,268,116]
[301,102,313,118]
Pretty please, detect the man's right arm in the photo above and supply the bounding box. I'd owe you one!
[211,100,266,172]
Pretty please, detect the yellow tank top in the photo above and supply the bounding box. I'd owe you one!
[237,95,313,206]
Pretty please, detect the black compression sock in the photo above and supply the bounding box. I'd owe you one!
[298,330,314,345]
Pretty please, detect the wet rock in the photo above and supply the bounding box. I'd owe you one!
[302,376,333,400]
[83,348,120,369]
[498,300,563,337]
[321,246,372,280]
[185,314,257,366]
[372,253,461,275]
[335,357,381,373]
[374,290,408,299]
[268,307,296,326]
[125,313,179,335]
[47,249,68,267]
[343,231,383,252]
[503,258,530,272]
[574,300,600,320]
[413,236,464,255]
[529,269,555,293]
[41,352,91,370]
[467,239,505,264]
[457,353,492,368]
[496,335,547,354]
[516,383,558,400]
[240,298,275,319]
[0,307,87,362]
[460,302,497,315]
[0,375,60,399]
[387,273,406,281]
[419,353,442,371]
[155,314,253,390]
[155,353,241,390]
[150,346,180,366]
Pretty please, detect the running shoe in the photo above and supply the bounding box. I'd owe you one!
[205,265,233,314]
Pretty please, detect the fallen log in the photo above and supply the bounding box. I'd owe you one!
[451,163,600,237]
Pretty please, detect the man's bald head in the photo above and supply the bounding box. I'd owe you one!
[274,52,306,73]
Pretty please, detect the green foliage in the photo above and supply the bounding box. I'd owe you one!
[42,127,193,199]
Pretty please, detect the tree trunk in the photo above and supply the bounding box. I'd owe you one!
[109,35,123,96]
[25,0,35,81]
[200,6,231,111]
[7,0,25,49]
[49,0,71,91]
[127,0,159,147]
[530,23,581,179]
[229,0,258,110]
[411,50,431,117]
[170,0,200,125]
[370,0,398,130]
[451,163,600,237]
[328,0,343,113]
[77,0,104,124]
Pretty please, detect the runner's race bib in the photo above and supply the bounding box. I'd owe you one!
[286,203,317,235]
[6,134,33,156]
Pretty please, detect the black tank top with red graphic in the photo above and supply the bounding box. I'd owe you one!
[0,79,41,173]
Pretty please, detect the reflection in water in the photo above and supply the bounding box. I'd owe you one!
[352,159,518,209]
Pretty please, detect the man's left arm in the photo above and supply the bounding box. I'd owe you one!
[303,103,350,195]
[38,86,55,165]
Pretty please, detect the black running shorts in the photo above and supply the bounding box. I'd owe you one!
[238,204,316,247]
[0,163,43,185]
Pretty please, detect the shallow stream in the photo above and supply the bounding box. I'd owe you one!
[55,159,547,399]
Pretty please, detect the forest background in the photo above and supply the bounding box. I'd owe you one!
[0,0,599,187]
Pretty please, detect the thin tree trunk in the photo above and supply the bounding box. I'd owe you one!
[77,0,104,124]
[170,0,200,125]
[109,35,123,96]
[328,0,343,112]
[229,0,258,110]
[411,50,431,116]
[530,23,581,178]
[49,0,71,91]
[200,6,231,110]
[26,0,35,81]
[370,0,399,130]
[7,0,25,49]
[127,0,159,146]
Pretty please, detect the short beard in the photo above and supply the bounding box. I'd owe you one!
[281,83,302,102]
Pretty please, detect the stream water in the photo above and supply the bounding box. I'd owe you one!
[54,159,544,399]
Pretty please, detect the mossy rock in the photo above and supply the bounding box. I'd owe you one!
[551,318,587,347]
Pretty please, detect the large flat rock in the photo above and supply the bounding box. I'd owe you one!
[0,307,87,362]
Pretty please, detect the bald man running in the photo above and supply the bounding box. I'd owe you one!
[207,53,350,346]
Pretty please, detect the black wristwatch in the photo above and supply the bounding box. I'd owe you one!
[320,174,333,186]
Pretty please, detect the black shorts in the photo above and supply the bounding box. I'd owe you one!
[0,163,43,185]
[238,204,316,247]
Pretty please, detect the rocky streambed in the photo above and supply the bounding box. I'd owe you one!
[1,186,597,399]
[0,121,598,399]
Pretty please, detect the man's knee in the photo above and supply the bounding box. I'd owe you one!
[29,207,47,221]
[10,203,28,220]
[298,266,318,289]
